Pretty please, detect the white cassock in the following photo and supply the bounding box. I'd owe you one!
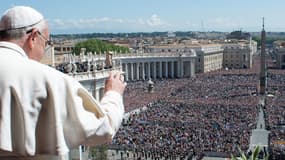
[0,42,124,159]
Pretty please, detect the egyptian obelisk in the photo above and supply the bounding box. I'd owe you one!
[259,18,266,95]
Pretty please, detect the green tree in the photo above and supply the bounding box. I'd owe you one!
[89,145,108,160]
[73,38,130,55]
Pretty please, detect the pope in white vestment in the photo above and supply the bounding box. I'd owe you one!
[0,6,126,159]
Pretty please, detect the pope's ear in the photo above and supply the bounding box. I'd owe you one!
[26,29,37,48]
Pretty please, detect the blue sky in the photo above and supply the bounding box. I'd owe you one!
[0,0,284,34]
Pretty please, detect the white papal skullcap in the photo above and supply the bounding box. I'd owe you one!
[0,6,43,31]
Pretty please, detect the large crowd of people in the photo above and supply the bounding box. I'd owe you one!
[107,54,285,160]
[112,70,260,159]
[265,70,285,159]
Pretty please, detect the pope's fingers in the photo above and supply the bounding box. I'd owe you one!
[108,71,118,80]
[114,72,121,79]
[109,71,115,80]
[119,74,124,82]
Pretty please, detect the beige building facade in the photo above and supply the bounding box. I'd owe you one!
[147,43,223,73]
[222,40,257,69]
[273,41,285,69]
[193,44,223,73]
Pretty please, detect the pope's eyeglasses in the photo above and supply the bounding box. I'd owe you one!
[37,31,52,47]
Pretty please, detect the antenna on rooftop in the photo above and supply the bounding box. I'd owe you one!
[201,20,205,33]
[262,17,265,30]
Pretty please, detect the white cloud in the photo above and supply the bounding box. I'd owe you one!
[49,14,167,33]
[146,14,164,26]
[51,17,116,29]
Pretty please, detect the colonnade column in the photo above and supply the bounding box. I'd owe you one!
[142,62,145,80]
[180,61,184,78]
[165,61,168,78]
[177,60,181,78]
[190,60,195,77]
[171,61,174,78]
[130,63,134,81]
[159,61,162,78]
[136,62,140,80]
[147,62,151,79]
[153,62,157,80]
[125,63,129,81]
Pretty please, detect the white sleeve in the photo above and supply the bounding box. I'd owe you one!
[64,79,124,147]
[36,72,125,153]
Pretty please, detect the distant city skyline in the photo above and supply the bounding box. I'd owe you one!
[0,0,284,34]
